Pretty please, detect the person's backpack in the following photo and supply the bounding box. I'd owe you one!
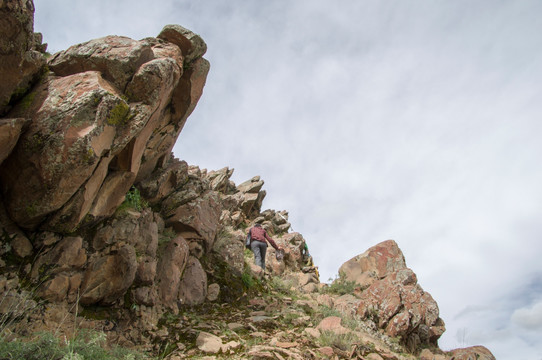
[245,230,251,249]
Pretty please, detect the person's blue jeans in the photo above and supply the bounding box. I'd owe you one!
[251,241,268,270]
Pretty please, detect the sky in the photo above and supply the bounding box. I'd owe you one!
[34,1,542,358]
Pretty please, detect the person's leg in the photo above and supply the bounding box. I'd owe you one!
[251,241,267,270]
[251,241,263,269]
[260,242,267,270]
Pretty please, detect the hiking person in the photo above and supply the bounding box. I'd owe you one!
[246,223,282,271]
[302,242,313,266]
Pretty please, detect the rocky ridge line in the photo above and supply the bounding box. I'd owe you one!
[0,2,495,359]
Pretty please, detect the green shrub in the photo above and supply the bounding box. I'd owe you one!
[0,330,148,360]
[321,272,357,296]
[318,330,360,351]
[117,187,148,213]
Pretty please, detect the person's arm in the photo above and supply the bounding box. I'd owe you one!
[264,232,280,250]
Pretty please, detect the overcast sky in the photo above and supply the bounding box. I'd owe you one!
[34,1,542,358]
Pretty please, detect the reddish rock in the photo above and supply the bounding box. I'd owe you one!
[166,191,221,253]
[356,267,444,349]
[0,118,28,165]
[137,157,189,204]
[449,346,496,360]
[178,256,207,306]
[156,235,189,312]
[0,71,130,230]
[80,244,137,305]
[157,24,207,63]
[48,35,154,90]
[0,0,46,116]
[339,239,406,283]
[316,316,349,335]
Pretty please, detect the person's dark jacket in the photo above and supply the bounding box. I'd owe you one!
[248,226,279,250]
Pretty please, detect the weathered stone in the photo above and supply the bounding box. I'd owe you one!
[356,266,444,349]
[212,228,245,274]
[138,157,189,204]
[0,71,128,230]
[48,35,154,90]
[339,240,406,282]
[157,24,207,63]
[206,283,220,302]
[206,167,234,193]
[10,233,32,258]
[316,316,349,335]
[133,286,157,307]
[237,176,264,194]
[137,56,209,182]
[178,256,207,306]
[449,346,496,360]
[166,191,221,253]
[156,235,189,311]
[135,258,157,286]
[0,118,28,165]
[0,0,46,116]
[80,244,137,305]
[196,331,222,354]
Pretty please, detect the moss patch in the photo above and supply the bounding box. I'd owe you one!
[106,101,132,126]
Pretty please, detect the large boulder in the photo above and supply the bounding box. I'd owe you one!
[339,239,406,289]
[178,256,207,306]
[0,0,46,115]
[341,240,445,352]
[165,191,222,255]
[0,26,209,233]
[80,244,138,305]
[156,235,190,312]
[449,346,496,360]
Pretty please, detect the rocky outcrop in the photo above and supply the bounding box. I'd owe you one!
[0,3,496,358]
[339,241,446,352]
[0,0,46,116]
[0,24,209,233]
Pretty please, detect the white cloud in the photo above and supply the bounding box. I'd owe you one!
[512,300,542,331]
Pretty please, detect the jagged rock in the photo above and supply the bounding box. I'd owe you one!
[30,236,87,282]
[138,157,189,204]
[449,346,496,360]
[0,23,208,233]
[166,191,221,253]
[80,244,137,305]
[93,210,158,256]
[356,265,445,350]
[339,239,406,284]
[0,118,28,165]
[212,228,245,274]
[237,176,264,193]
[206,167,235,193]
[157,24,207,64]
[48,36,154,90]
[156,235,189,312]
[178,256,207,306]
[0,0,46,116]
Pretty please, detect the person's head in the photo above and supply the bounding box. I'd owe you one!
[254,223,262,228]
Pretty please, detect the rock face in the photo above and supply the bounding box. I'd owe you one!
[338,240,446,352]
[0,24,209,233]
[0,0,46,116]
